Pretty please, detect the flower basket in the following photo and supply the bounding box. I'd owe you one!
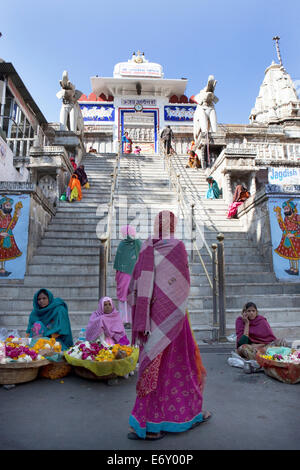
[73,366,116,381]
[256,347,300,384]
[64,347,139,380]
[0,359,50,385]
[39,359,72,380]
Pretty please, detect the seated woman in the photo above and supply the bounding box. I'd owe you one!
[186,150,201,169]
[134,146,141,155]
[206,177,220,199]
[187,140,196,153]
[67,174,82,202]
[75,164,89,188]
[227,185,250,219]
[70,157,77,170]
[236,302,287,360]
[25,288,73,351]
[85,296,130,346]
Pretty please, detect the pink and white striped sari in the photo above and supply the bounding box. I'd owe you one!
[128,211,206,438]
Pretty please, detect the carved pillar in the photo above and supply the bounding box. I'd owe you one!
[56,168,62,202]
[249,171,256,195]
[199,146,206,169]
[223,172,233,204]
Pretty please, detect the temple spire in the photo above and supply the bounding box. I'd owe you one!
[272,36,283,67]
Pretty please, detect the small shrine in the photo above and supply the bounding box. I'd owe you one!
[79,52,196,154]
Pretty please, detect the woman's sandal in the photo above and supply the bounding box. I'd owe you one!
[127,431,166,441]
[190,412,212,429]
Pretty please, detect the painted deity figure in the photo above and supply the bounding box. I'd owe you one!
[0,196,23,277]
[56,71,84,134]
[193,75,218,144]
[274,200,300,276]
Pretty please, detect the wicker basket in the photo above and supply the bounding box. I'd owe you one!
[0,359,50,385]
[256,347,300,384]
[39,360,72,380]
[74,366,116,381]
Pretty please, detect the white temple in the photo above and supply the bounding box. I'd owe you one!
[249,61,300,124]
[79,51,196,154]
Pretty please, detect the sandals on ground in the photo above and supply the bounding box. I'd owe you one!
[191,412,213,429]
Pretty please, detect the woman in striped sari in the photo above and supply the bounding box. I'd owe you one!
[127,211,211,440]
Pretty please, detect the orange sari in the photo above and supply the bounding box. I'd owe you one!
[68,175,82,201]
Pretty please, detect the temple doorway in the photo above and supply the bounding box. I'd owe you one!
[120,109,158,154]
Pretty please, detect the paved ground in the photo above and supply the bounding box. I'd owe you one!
[1,348,299,452]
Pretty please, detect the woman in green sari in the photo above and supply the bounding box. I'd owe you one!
[206,177,220,199]
[113,225,142,326]
[26,288,73,350]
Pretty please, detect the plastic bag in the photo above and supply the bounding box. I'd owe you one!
[0,341,6,364]
[0,328,20,341]
[228,357,244,368]
[83,182,90,189]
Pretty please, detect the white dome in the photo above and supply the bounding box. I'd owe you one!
[113,52,163,79]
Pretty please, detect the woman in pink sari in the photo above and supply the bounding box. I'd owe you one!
[227,185,250,219]
[85,297,130,346]
[236,302,286,360]
[127,211,211,441]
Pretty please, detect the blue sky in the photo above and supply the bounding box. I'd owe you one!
[1,0,300,124]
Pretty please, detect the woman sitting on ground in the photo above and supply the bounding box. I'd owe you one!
[25,288,73,350]
[227,184,250,219]
[236,302,287,360]
[85,296,130,346]
[134,146,142,155]
[75,164,89,188]
[67,174,82,202]
[186,150,201,169]
[206,176,220,199]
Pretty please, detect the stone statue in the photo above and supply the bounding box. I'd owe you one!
[56,71,84,134]
[193,75,218,143]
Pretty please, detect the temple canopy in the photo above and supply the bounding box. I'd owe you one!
[90,52,188,98]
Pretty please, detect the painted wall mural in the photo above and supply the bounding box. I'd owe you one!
[80,104,115,121]
[164,105,196,121]
[269,196,300,281]
[0,194,30,279]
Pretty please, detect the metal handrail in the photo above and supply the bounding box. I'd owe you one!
[163,148,213,287]
[98,141,121,298]
[106,141,121,262]
[163,149,227,340]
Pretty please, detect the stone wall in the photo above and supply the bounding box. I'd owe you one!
[0,136,29,182]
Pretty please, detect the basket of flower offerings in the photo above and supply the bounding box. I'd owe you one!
[0,336,50,385]
[64,341,139,381]
[29,338,72,380]
[256,346,300,384]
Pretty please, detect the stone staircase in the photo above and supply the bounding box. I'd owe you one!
[0,152,299,344]
[170,154,300,342]
[0,153,116,339]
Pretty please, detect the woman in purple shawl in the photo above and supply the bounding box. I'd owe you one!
[85,297,129,346]
[74,165,88,187]
[127,211,211,441]
[236,302,286,360]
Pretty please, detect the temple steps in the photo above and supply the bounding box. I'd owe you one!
[1,152,300,343]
